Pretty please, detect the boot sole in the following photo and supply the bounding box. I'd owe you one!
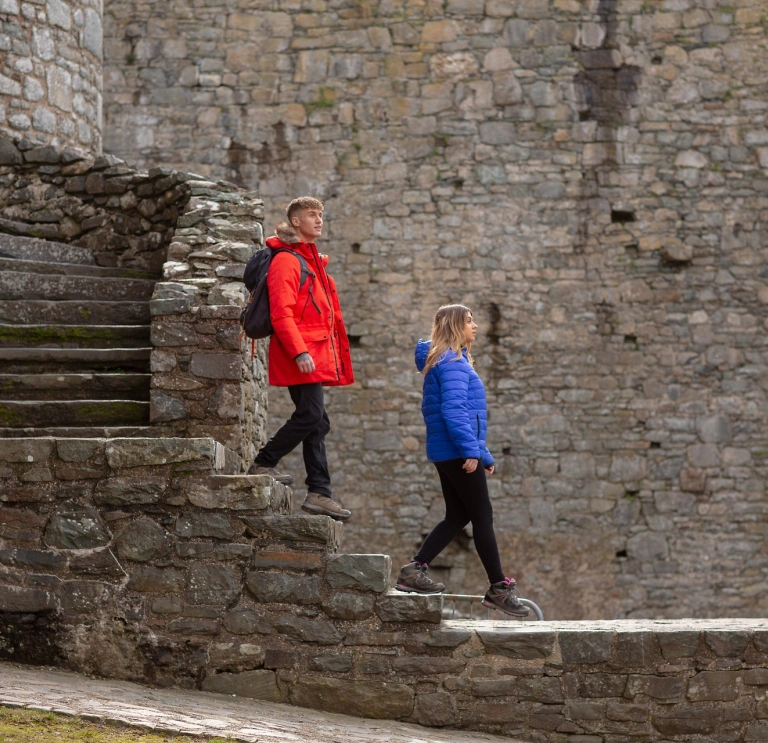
[482,597,530,618]
[395,583,444,595]
[301,502,351,521]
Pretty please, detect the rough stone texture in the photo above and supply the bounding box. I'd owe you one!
[326,554,391,592]
[101,0,768,620]
[0,1,102,152]
[290,678,415,720]
[201,669,280,702]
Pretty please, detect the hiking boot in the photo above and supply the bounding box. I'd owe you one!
[395,562,445,594]
[246,463,293,485]
[482,578,530,618]
[301,492,351,521]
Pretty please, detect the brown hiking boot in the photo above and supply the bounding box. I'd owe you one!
[247,463,293,485]
[301,492,351,521]
[395,562,445,594]
[482,578,530,618]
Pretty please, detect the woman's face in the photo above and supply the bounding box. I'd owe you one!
[463,313,477,345]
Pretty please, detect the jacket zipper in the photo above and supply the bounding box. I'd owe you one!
[309,244,341,381]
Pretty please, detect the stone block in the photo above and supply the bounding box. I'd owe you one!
[376,593,442,623]
[290,677,414,718]
[150,298,191,315]
[687,671,741,701]
[151,596,182,614]
[705,630,749,657]
[606,701,648,722]
[115,518,171,562]
[322,592,375,620]
[59,581,114,614]
[0,506,45,542]
[309,654,353,672]
[422,20,459,43]
[69,549,125,578]
[413,630,472,648]
[127,566,184,593]
[202,670,280,701]
[273,616,342,645]
[223,608,272,635]
[168,617,221,635]
[0,583,54,612]
[241,515,340,549]
[186,564,241,605]
[392,657,466,675]
[616,631,655,668]
[325,554,390,592]
[93,476,166,506]
[579,673,627,697]
[658,630,700,659]
[344,630,406,646]
[479,122,516,145]
[559,630,614,663]
[477,629,556,659]
[413,692,457,727]
[262,648,295,669]
[745,669,768,685]
[469,701,526,724]
[0,548,65,571]
[746,724,768,741]
[517,676,564,703]
[56,439,102,463]
[150,392,187,423]
[175,512,234,540]
[185,476,270,511]
[43,502,112,550]
[150,322,198,346]
[190,353,241,380]
[652,705,720,736]
[245,571,320,605]
[105,438,219,469]
[0,439,53,463]
[251,551,323,572]
[625,674,684,700]
[471,678,517,697]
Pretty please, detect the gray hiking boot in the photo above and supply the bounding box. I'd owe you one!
[482,578,530,618]
[247,463,293,485]
[395,562,445,594]
[301,492,351,521]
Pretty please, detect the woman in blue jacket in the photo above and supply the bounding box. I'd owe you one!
[395,304,529,618]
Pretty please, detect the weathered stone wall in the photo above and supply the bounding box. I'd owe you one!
[3,440,768,741]
[0,133,189,272]
[101,0,768,619]
[150,183,268,461]
[0,0,102,152]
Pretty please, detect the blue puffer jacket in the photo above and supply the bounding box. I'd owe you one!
[415,340,494,467]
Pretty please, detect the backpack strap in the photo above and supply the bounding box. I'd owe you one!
[271,248,314,290]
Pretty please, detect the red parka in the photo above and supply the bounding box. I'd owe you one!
[265,223,354,388]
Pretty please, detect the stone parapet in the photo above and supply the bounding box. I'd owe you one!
[149,186,267,462]
[0,0,102,152]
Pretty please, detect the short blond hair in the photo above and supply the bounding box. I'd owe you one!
[286,196,323,223]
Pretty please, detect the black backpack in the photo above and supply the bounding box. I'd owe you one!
[240,247,315,340]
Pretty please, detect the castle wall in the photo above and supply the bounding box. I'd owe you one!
[0,0,102,152]
[102,0,768,619]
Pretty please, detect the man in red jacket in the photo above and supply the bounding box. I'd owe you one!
[247,197,355,521]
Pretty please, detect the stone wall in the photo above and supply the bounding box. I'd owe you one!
[100,0,768,619]
[3,439,768,741]
[0,0,102,152]
[150,183,269,461]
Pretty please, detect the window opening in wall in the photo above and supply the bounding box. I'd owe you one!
[611,209,635,223]
[351,242,361,253]
[651,55,663,65]
[650,441,661,449]
[502,447,512,455]
[615,549,628,558]
[578,110,592,121]
[348,336,361,348]
[624,334,637,345]
[625,243,639,258]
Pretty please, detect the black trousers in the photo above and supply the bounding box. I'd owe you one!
[414,458,505,585]
[254,383,332,497]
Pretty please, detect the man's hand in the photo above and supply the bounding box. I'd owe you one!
[485,464,495,475]
[462,458,478,473]
[295,352,316,374]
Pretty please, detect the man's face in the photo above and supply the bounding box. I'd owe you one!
[292,208,323,242]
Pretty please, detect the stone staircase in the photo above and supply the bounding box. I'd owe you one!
[0,235,158,437]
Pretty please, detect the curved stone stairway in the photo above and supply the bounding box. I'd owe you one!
[0,234,158,437]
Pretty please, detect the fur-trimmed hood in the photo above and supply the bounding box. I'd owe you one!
[274,221,301,245]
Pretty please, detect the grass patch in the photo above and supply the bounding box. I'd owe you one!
[0,705,232,742]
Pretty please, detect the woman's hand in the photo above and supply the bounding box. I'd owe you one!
[463,458,478,473]
[485,465,495,475]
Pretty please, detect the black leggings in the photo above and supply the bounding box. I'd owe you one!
[413,458,505,585]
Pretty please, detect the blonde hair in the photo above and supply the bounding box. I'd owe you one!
[423,304,474,374]
[286,196,323,223]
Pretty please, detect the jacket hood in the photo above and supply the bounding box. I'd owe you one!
[267,226,329,266]
[415,339,430,372]
[274,221,301,245]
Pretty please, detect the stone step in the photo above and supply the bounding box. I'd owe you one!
[0,325,150,349]
[0,300,151,326]
[0,234,96,265]
[242,515,342,552]
[0,425,171,439]
[0,347,150,373]
[0,271,156,302]
[0,256,157,280]
[0,373,150,400]
[0,400,149,427]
